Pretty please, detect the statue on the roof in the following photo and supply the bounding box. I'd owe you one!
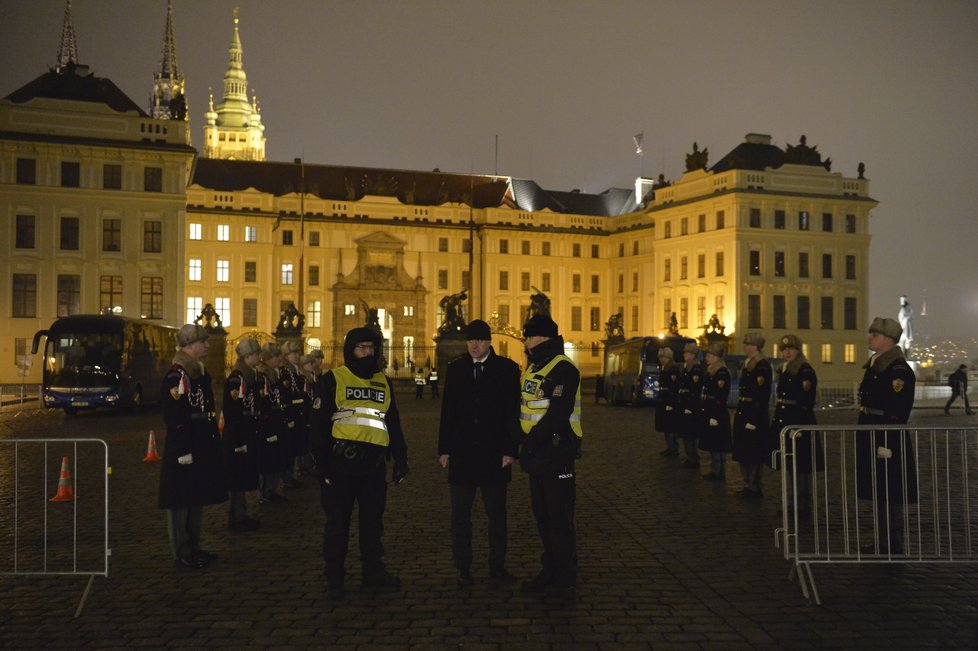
[783,135,826,167]
[684,141,709,172]
[858,162,866,179]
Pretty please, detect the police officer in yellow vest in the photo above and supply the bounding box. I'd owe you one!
[518,314,582,600]
[310,327,409,599]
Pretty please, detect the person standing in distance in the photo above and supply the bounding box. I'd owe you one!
[857,317,916,555]
[428,367,440,399]
[678,343,704,469]
[159,324,227,569]
[655,346,681,457]
[731,333,772,498]
[438,319,522,588]
[518,314,582,600]
[309,327,409,598]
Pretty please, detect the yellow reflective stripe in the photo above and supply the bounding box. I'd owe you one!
[332,416,388,432]
[521,413,544,422]
[526,399,550,408]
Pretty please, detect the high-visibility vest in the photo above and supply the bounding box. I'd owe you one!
[331,366,392,447]
[520,354,583,438]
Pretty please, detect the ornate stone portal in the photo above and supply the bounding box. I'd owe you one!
[332,231,428,366]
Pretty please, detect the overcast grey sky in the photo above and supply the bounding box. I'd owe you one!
[3,0,976,338]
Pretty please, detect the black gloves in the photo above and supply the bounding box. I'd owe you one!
[392,462,410,485]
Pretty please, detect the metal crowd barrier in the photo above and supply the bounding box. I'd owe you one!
[774,425,978,605]
[0,438,110,618]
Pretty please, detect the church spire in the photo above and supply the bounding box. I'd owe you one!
[55,0,78,73]
[150,0,188,125]
[203,7,266,160]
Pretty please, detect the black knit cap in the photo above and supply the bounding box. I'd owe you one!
[523,314,559,338]
[464,319,491,341]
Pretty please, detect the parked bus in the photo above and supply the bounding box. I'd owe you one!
[31,314,178,414]
[602,335,696,405]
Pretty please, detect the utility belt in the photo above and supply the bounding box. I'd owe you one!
[702,394,717,400]
[330,438,386,466]
[860,406,885,416]
[190,411,216,421]
[738,396,753,403]
[776,398,798,405]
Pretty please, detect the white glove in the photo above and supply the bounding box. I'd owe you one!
[177,453,193,465]
[287,421,295,429]
[876,446,892,459]
[266,435,278,443]
[709,418,719,427]
[234,444,248,454]
[665,406,673,412]
[684,409,693,415]
[745,423,756,430]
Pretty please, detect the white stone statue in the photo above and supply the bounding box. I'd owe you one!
[898,295,914,355]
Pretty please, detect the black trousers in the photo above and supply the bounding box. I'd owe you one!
[945,387,971,412]
[320,462,387,584]
[450,482,508,573]
[529,473,577,587]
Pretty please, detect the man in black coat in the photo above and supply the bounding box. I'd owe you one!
[944,364,973,415]
[438,320,521,587]
[857,317,916,555]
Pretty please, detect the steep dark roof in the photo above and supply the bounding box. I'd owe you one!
[193,159,639,215]
[709,141,785,173]
[4,64,148,116]
[192,158,509,208]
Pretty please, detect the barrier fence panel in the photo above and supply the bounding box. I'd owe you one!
[774,425,978,604]
[0,438,110,618]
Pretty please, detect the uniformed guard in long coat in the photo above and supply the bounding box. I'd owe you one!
[857,317,916,554]
[255,343,288,503]
[281,340,308,487]
[698,342,732,480]
[678,343,704,468]
[732,332,772,497]
[222,338,262,531]
[771,335,822,472]
[654,346,681,457]
[158,324,227,569]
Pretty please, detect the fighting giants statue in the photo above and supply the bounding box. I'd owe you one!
[898,295,914,356]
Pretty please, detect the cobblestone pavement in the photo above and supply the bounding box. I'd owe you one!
[1,392,977,649]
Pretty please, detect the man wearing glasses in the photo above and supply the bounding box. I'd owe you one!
[310,327,410,598]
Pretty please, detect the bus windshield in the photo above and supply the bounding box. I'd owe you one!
[44,333,123,387]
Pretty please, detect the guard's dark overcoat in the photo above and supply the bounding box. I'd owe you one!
[698,362,732,452]
[856,347,917,503]
[158,353,227,509]
[654,360,681,433]
[771,357,823,472]
[732,355,772,465]
[678,360,704,439]
[222,363,260,492]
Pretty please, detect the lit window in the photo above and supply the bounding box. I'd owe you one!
[306,300,321,328]
[188,258,201,281]
[189,223,202,240]
[345,304,356,316]
[217,260,229,282]
[186,296,202,324]
[821,343,832,364]
[844,343,856,364]
[245,225,257,242]
[215,297,231,327]
[403,305,414,317]
[281,263,294,285]
[217,224,230,241]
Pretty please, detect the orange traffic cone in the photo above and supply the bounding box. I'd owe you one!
[143,429,161,462]
[50,455,76,502]
[218,411,225,433]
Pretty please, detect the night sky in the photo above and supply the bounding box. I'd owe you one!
[3,1,976,338]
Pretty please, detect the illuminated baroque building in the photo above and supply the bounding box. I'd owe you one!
[0,5,875,385]
[0,1,194,382]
